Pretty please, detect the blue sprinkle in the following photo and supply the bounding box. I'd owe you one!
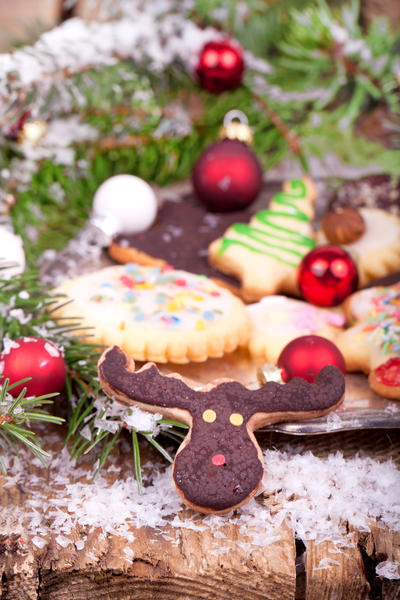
[134,313,145,322]
[203,310,215,320]
[124,291,136,302]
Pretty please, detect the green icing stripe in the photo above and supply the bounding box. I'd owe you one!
[218,178,315,263]
[218,238,299,268]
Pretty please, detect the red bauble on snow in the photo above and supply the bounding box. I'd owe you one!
[298,245,358,307]
[192,139,262,212]
[277,335,346,383]
[0,337,66,397]
[195,40,244,93]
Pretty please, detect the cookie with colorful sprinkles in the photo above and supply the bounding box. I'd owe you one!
[208,177,318,302]
[51,263,250,364]
[336,282,400,399]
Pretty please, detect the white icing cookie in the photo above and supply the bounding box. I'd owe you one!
[318,208,400,287]
[246,296,345,363]
[52,263,250,363]
[0,227,25,278]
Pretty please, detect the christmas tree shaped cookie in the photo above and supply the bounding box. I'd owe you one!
[208,177,317,301]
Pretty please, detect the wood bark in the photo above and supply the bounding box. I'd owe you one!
[0,426,296,600]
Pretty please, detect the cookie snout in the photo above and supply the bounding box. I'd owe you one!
[173,432,263,513]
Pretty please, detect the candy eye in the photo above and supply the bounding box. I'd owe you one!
[229,413,243,426]
[202,409,216,423]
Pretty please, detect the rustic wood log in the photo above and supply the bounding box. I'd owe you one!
[304,530,370,600]
[0,426,296,600]
[359,523,400,600]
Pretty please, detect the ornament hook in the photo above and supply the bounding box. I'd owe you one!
[223,110,249,126]
[219,110,253,145]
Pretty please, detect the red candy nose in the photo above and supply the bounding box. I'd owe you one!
[212,454,226,466]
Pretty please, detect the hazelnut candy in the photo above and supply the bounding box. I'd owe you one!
[322,207,366,245]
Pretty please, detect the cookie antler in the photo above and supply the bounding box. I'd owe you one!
[98,346,345,514]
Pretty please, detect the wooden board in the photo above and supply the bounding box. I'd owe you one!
[0,425,296,600]
[1,425,399,600]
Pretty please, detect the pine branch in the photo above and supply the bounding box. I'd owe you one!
[0,377,64,473]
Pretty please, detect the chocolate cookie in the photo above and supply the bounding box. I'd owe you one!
[109,199,256,293]
[330,174,400,216]
[98,345,345,514]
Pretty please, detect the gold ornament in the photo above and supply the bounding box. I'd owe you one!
[18,119,48,146]
[219,110,254,146]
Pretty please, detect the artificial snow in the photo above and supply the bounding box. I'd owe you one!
[0,437,399,559]
[44,342,60,358]
[375,560,400,580]
[32,535,47,549]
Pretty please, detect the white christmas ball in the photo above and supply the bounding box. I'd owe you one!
[0,227,25,279]
[92,175,158,235]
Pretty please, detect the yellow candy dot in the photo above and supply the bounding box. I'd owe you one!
[166,301,181,312]
[203,409,216,423]
[196,319,205,330]
[230,413,243,427]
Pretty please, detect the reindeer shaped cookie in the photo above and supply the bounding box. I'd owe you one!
[98,346,345,514]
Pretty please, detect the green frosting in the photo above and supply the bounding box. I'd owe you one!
[218,179,315,267]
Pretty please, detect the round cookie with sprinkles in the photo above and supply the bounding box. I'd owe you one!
[336,282,400,399]
[51,263,250,363]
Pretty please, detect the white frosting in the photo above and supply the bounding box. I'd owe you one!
[343,209,399,254]
[247,295,345,335]
[0,227,25,278]
[63,264,236,332]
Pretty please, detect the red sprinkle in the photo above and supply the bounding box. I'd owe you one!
[210,291,220,297]
[119,275,134,288]
[374,357,400,387]
[174,278,187,287]
[162,264,174,272]
[212,453,226,466]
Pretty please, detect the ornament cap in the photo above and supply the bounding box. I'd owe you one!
[219,110,253,146]
[257,363,284,385]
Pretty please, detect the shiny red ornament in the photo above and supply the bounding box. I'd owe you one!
[196,40,244,93]
[298,245,358,307]
[0,337,66,397]
[277,335,346,383]
[192,139,262,212]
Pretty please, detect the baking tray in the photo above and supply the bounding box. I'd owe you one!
[40,178,400,435]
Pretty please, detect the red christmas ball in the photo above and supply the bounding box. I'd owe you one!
[192,139,262,212]
[298,245,358,307]
[195,40,244,93]
[277,335,346,383]
[0,337,66,397]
